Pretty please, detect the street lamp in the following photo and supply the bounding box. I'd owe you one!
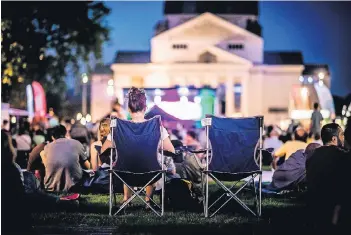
[81,73,88,115]
[107,79,114,97]
[318,72,325,80]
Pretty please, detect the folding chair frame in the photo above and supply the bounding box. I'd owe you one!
[202,116,263,218]
[108,117,166,217]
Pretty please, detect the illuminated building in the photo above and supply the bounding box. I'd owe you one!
[91,1,334,126]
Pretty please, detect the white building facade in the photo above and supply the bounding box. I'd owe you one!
[91,3,333,127]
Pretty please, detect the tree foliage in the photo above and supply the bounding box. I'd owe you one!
[1,1,110,111]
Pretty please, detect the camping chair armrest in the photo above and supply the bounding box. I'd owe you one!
[189,148,211,154]
[160,150,176,157]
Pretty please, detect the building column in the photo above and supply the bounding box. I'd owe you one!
[241,74,249,117]
[225,76,234,117]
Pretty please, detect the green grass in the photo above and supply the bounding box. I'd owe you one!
[32,183,308,235]
[261,165,272,171]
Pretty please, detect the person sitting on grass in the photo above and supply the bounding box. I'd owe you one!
[101,87,176,207]
[306,123,349,233]
[40,125,91,192]
[272,127,308,169]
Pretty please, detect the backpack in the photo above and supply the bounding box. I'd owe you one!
[165,178,202,212]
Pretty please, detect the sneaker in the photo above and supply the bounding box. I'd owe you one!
[60,193,80,201]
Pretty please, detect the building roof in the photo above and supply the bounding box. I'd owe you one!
[93,64,112,74]
[114,51,151,64]
[264,51,304,65]
[302,64,329,75]
[164,1,259,15]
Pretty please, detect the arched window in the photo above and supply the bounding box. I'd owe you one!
[199,52,217,63]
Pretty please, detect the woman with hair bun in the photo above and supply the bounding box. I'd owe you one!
[101,87,176,207]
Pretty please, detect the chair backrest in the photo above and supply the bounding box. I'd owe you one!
[112,116,162,173]
[207,116,261,173]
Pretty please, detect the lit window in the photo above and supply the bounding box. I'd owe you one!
[228,44,244,50]
[172,44,188,49]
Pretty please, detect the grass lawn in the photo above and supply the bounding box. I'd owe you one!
[32,182,309,235]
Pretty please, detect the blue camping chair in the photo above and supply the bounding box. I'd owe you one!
[201,116,263,217]
[108,116,166,216]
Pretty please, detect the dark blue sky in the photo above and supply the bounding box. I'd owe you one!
[102,1,351,97]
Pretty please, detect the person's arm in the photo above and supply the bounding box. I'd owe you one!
[78,142,90,169]
[83,159,90,169]
[90,142,102,171]
[101,137,113,154]
[272,144,287,169]
[27,144,44,171]
[163,137,175,154]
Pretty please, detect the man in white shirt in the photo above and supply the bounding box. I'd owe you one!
[263,126,283,152]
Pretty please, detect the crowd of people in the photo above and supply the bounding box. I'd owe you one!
[2,87,350,234]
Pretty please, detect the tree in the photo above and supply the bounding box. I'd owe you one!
[1,1,110,113]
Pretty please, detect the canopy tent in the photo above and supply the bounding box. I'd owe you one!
[145,105,180,122]
[8,108,29,116]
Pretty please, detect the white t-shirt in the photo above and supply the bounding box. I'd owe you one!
[263,136,283,152]
[15,134,32,151]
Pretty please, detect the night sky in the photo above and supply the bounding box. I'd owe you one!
[102,1,351,97]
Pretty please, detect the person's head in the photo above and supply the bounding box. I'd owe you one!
[266,125,273,137]
[32,123,41,132]
[127,87,147,114]
[2,120,9,128]
[270,126,281,137]
[321,123,344,147]
[112,99,122,112]
[293,127,308,143]
[304,143,321,161]
[99,118,110,139]
[51,125,67,141]
[18,127,26,135]
[314,133,321,141]
[313,103,319,110]
[184,130,197,145]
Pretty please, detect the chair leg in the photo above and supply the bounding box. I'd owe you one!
[252,175,259,216]
[205,172,210,218]
[109,171,113,216]
[259,173,262,217]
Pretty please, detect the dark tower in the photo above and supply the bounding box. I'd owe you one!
[163,1,262,36]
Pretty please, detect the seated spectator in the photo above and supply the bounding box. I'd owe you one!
[344,124,351,150]
[2,130,32,234]
[273,127,308,169]
[90,118,110,170]
[2,119,9,132]
[306,123,349,232]
[27,128,55,185]
[14,126,32,168]
[101,87,176,207]
[263,126,283,152]
[312,133,323,145]
[170,129,180,140]
[104,98,126,120]
[40,125,90,192]
[267,143,321,192]
[184,130,201,150]
[70,121,90,145]
[33,129,46,146]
